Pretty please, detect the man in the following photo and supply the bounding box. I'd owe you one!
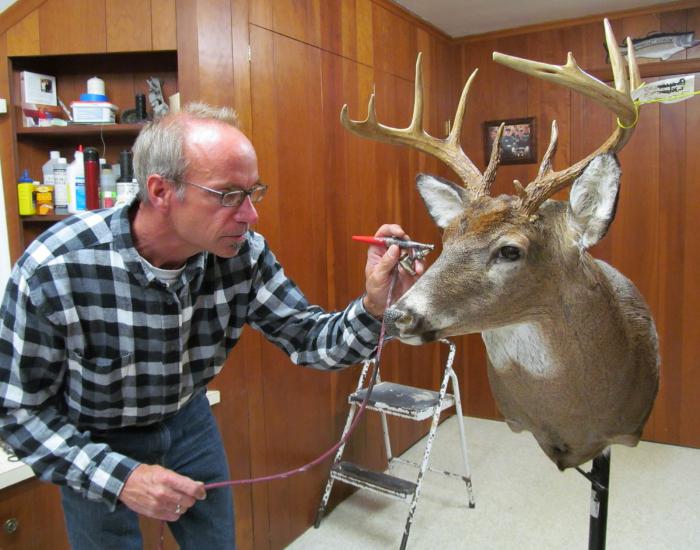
[0,103,421,549]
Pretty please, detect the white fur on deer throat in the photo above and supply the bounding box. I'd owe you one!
[483,323,556,377]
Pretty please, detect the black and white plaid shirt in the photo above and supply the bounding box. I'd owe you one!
[0,203,380,508]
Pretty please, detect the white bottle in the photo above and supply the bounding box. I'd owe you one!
[42,150,60,187]
[99,166,117,208]
[67,147,85,214]
[53,158,69,214]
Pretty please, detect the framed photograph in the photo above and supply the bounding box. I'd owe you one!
[483,117,537,165]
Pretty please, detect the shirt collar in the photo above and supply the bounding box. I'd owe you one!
[110,200,208,289]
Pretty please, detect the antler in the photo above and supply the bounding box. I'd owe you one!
[493,18,644,215]
[340,53,488,198]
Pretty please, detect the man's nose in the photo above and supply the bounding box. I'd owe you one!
[235,196,259,224]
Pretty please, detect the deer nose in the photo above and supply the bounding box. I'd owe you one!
[383,306,418,335]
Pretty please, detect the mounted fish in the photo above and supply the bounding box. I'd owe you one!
[607,30,699,61]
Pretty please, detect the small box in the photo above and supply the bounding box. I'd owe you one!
[70,101,118,124]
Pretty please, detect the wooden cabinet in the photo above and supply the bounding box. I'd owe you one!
[0,479,69,550]
[7,50,178,251]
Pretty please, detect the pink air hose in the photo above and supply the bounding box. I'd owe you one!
[158,270,399,547]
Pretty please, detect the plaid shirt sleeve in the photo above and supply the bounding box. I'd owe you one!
[0,266,139,509]
[246,236,382,369]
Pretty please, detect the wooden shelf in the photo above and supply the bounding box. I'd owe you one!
[20,214,69,223]
[16,123,145,137]
[587,58,700,82]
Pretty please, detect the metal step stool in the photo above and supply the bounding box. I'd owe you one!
[314,339,475,550]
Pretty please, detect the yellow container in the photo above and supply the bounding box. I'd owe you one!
[35,185,54,215]
[17,182,36,215]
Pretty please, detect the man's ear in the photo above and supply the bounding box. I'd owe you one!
[416,173,467,229]
[567,153,621,250]
[146,174,172,209]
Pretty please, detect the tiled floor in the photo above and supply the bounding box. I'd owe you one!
[288,416,700,550]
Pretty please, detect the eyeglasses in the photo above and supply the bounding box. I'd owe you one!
[183,181,268,207]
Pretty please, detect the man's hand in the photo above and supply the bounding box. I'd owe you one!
[362,224,426,319]
[119,464,206,521]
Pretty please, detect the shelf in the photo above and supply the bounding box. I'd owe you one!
[16,123,145,138]
[587,57,700,82]
[20,214,68,223]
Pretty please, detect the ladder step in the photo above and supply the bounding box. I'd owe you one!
[350,382,455,420]
[331,461,417,501]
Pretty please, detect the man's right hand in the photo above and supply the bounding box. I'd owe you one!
[119,464,206,521]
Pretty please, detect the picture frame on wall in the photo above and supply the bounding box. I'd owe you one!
[482,117,537,165]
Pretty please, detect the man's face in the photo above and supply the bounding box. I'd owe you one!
[169,121,261,259]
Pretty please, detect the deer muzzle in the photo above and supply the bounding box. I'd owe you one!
[383,305,437,344]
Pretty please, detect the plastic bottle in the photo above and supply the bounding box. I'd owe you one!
[53,158,69,214]
[17,169,35,216]
[67,145,85,214]
[115,150,138,206]
[83,147,100,210]
[99,165,117,208]
[42,151,60,187]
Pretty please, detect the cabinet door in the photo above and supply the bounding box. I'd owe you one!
[0,480,33,549]
[106,0,153,52]
[0,479,69,550]
[37,0,107,55]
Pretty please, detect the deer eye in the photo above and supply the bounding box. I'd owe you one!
[498,245,521,261]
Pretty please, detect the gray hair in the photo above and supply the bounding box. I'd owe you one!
[132,102,240,203]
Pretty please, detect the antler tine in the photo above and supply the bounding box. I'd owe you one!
[482,123,505,194]
[627,37,642,91]
[493,18,643,214]
[537,120,558,179]
[340,53,484,195]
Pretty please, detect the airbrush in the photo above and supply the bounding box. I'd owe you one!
[352,235,434,275]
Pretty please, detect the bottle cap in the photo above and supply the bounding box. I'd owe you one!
[84,147,99,162]
[19,169,32,182]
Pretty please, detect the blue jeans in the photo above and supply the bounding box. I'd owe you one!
[60,392,235,549]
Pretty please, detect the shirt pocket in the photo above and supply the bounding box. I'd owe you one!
[66,350,136,389]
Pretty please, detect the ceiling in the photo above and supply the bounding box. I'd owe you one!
[393,0,679,38]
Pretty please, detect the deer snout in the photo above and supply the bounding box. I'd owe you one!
[383,306,436,344]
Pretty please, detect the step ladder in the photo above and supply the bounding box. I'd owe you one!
[314,339,475,550]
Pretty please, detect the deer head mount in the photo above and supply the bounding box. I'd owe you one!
[342,19,659,469]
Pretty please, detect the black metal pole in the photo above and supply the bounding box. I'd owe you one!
[588,449,611,550]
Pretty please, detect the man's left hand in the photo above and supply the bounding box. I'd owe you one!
[362,224,426,319]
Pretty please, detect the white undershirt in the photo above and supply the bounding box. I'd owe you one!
[139,255,186,286]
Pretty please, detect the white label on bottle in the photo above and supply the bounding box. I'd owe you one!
[54,172,68,208]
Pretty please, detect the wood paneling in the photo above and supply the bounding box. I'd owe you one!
[372,2,417,82]
[38,0,107,55]
[176,0,236,107]
[0,33,22,263]
[152,0,177,51]
[106,0,152,52]
[6,11,39,57]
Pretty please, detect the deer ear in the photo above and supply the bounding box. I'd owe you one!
[416,173,467,229]
[567,153,621,249]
